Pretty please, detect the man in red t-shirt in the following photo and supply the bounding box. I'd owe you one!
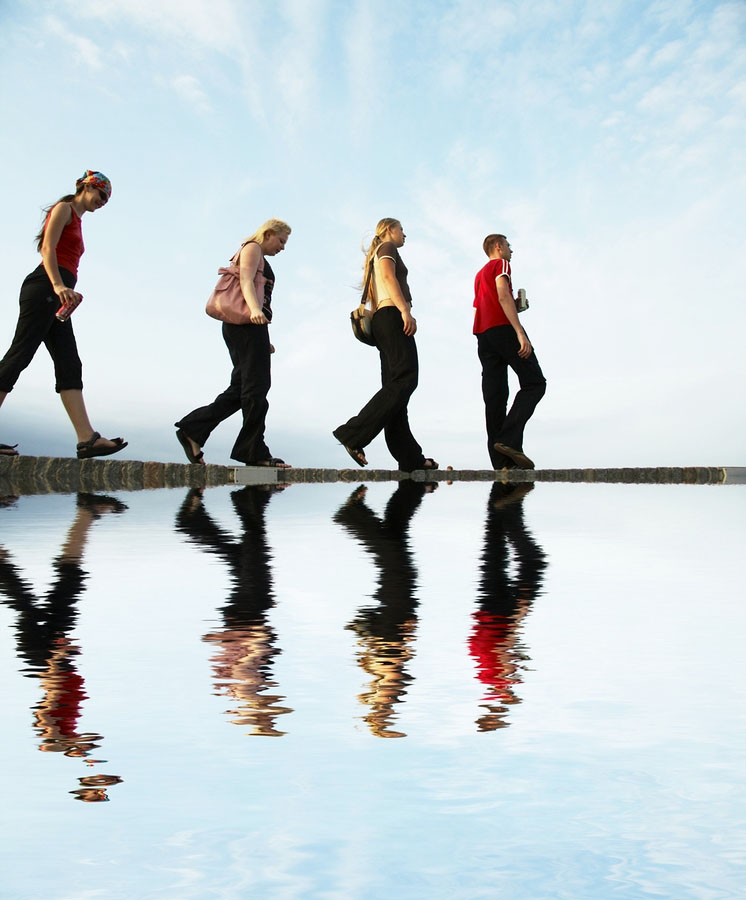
[473,234,546,469]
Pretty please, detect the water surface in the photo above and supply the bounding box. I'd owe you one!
[1,481,744,899]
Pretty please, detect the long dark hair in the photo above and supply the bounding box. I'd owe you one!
[34,191,80,251]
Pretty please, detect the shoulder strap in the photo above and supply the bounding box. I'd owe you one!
[231,240,262,266]
[361,260,374,305]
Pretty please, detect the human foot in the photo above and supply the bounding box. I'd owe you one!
[493,442,534,469]
[175,428,205,465]
[76,432,128,459]
[250,457,292,469]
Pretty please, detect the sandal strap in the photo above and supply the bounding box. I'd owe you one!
[76,431,101,451]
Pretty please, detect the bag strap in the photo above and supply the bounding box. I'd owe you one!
[230,240,263,267]
[359,259,374,308]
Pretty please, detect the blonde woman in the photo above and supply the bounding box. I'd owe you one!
[333,218,437,471]
[175,219,291,467]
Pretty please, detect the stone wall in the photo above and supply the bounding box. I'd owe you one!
[0,455,735,496]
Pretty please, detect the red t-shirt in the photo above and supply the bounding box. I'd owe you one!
[473,258,512,334]
[43,205,85,277]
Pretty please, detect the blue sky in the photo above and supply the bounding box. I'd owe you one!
[0,0,744,468]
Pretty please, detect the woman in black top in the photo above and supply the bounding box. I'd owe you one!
[333,218,437,472]
[175,219,291,467]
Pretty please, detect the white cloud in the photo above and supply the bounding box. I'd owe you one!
[44,15,103,68]
[62,0,244,51]
[171,74,212,114]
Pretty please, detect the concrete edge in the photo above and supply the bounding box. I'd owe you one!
[2,456,744,496]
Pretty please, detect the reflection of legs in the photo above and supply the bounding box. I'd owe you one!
[472,482,547,732]
[335,482,426,738]
[0,494,125,775]
[176,486,290,736]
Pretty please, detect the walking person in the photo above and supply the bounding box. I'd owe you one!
[0,170,127,459]
[333,218,437,472]
[175,219,292,468]
[473,234,546,469]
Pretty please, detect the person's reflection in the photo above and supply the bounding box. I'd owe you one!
[176,486,292,737]
[470,482,548,732]
[334,481,433,739]
[0,492,127,800]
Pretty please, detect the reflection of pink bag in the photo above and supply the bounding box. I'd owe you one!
[205,247,253,325]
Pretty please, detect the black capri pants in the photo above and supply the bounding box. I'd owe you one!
[0,265,83,394]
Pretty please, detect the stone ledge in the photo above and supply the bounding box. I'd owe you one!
[273,466,737,485]
[2,456,742,496]
[0,455,234,496]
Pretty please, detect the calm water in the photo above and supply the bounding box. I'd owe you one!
[0,480,744,899]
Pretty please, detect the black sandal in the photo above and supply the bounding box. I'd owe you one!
[76,432,128,460]
[250,458,291,469]
[0,443,19,457]
[175,428,204,465]
[341,445,367,467]
[332,428,367,467]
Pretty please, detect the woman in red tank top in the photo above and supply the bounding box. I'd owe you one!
[0,170,127,459]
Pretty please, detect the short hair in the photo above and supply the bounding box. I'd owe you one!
[483,233,507,257]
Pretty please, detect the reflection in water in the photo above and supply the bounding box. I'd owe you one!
[471,483,548,731]
[0,493,127,800]
[176,486,292,737]
[334,482,433,738]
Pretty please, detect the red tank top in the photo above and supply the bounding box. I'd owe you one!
[43,205,85,277]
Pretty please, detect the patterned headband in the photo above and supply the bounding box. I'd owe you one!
[76,170,112,199]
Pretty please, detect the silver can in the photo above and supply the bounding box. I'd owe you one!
[516,288,529,312]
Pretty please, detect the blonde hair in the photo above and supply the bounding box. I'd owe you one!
[362,217,400,277]
[245,218,292,246]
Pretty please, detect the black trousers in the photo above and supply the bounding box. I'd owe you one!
[334,306,425,471]
[176,322,271,464]
[0,265,83,394]
[477,325,546,468]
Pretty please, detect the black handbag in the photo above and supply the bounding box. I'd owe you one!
[350,262,375,346]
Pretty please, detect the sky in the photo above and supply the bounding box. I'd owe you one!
[0,0,744,470]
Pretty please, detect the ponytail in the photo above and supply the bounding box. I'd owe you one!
[34,193,78,251]
[361,217,400,284]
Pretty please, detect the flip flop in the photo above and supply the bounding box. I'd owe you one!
[423,458,439,470]
[332,428,367,467]
[76,432,128,460]
[76,492,129,516]
[341,445,367,467]
[249,458,292,468]
[175,428,205,465]
[0,443,19,457]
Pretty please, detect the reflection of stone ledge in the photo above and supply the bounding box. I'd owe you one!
[238,465,739,486]
[2,456,742,495]
[0,455,234,495]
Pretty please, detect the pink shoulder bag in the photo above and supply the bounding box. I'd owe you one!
[205,244,256,325]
